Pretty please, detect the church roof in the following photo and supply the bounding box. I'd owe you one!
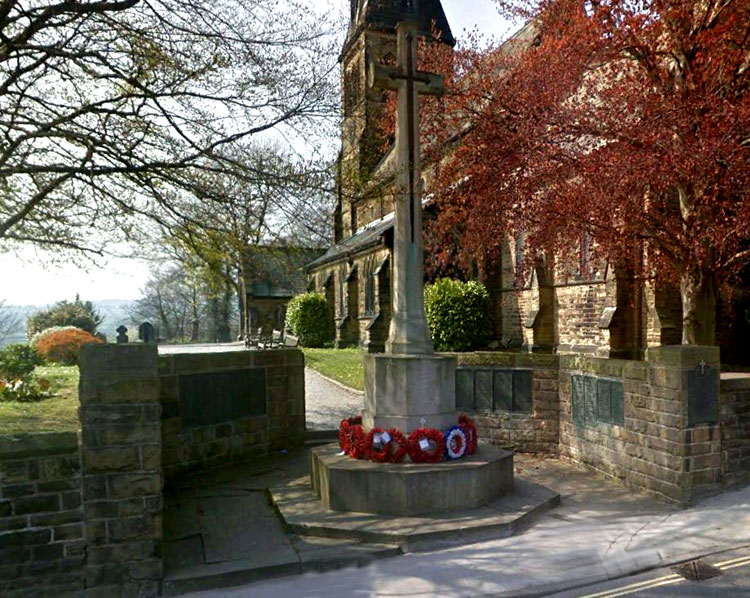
[343,0,455,58]
[307,215,394,271]
[243,246,325,298]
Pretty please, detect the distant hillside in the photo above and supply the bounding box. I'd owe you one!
[0,300,136,348]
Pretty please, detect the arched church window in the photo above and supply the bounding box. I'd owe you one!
[363,257,377,315]
[338,265,348,317]
[514,231,526,288]
[344,66,362,116]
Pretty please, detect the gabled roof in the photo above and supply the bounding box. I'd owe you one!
[243,246,325,298]
[343,0,455,59]
[306,217,393,271]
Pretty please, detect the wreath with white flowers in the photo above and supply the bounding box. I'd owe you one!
[444,426,468,460]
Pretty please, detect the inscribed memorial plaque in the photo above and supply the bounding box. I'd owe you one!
[456,369,474,411]
[493,370,513,412]
[584,376,598,425]
[687,366,719,426]
[610,380,625,425]
[513,370,533,414]
[179,369,266,431]
[474,370,493,412]
[597,379,612,424]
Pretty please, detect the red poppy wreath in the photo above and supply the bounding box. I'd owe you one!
[407,428,445,464]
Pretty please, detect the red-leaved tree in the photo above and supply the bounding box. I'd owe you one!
[426,0,750,345]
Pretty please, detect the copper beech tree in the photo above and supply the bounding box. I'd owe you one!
[421,0,750,345]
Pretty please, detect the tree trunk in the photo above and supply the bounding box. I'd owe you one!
[680,267,717,345]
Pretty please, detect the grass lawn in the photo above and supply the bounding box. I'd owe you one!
[0,365,79,435]
[303,347,365,391]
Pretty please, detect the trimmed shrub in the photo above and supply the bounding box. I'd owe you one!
[0,344,48,402]
[29,326,83,349]
[27,297,102,337]
[0,344,44,380]
[424,279,491,352]
[285,293,332,348]
[37,328,103,365]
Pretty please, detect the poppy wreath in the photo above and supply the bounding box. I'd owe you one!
[365,427,391,462]
[338,416,363,454]
[444,426,468,460]
[458,414,479,455]
[407,428,445,464]
[348,424,367,460]
[386,428,409,463]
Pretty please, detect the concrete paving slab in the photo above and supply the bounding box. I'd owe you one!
[164,535,205,571]
[198,494,295,564]
[164,495,201,540]
[177,454,750,598]
[162,449,404,595]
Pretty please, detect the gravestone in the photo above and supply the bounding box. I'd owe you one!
[139,321,156,344]
[116,325,128,344]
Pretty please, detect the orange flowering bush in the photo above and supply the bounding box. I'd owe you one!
[36,328,103,365]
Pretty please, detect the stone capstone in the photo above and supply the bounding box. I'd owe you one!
[311,443,514,517]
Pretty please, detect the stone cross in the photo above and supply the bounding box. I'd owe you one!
[369,20,444,356]
[116,325,128,344]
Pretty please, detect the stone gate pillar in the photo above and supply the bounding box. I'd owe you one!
[78,344,162,598]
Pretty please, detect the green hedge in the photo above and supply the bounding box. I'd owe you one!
[424,279,491,352]
[285,293,332,348]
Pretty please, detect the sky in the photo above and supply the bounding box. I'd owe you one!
[0,0,514,307]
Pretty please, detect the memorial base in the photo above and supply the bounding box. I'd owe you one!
[311,443,513,517]
[364,353,457,432]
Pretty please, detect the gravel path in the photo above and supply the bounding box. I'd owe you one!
[305,368,363,431]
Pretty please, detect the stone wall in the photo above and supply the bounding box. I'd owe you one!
[159,348,305,481]
[456,346,741,504]
[78,344,164,598]
[720,374,750,490]
[555,281,615,353]
[452,352,560,454]
[0,433,84,598]
[558,346,723,503]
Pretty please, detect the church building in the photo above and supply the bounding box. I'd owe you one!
[307,0,750,363]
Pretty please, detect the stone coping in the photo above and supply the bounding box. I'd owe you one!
[158,343,248,355]
[0,431,79,459]
[720,374,750,391]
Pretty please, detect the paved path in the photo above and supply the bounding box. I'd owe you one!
[181,454,750,598]
[305,368,363,431]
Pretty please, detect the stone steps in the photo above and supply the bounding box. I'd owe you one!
[162,538,401,596]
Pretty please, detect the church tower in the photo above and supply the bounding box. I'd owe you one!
[336,0,454,241]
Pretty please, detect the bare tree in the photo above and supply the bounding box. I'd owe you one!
[0,300,21,345]
[0,0,340,254]
[154,142,334,335]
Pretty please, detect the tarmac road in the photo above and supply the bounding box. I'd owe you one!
[548,546,750,598]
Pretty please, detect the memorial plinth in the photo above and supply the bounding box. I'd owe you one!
[364,353,457,431]
[312,444,513,516]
